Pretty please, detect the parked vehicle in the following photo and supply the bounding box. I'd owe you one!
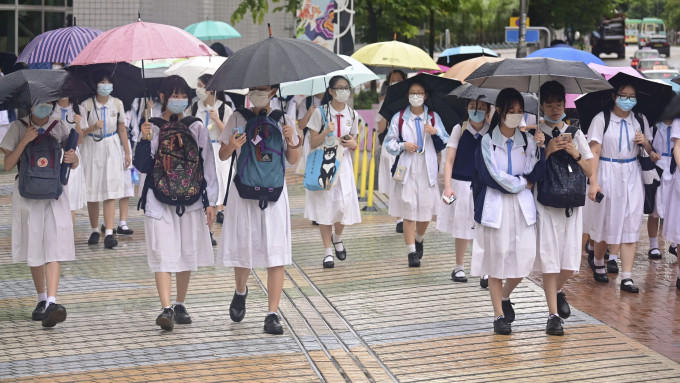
[591,14,626,58]
[637,57,670,72]
[631,49,660,69]
[643,70,680,93]
[626,18,641,45]
[639,17,666,47]
[643,37,671,57]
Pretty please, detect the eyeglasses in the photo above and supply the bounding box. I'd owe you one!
[408,92,425,96]
[333,87,351,91]
[617,94,636,101]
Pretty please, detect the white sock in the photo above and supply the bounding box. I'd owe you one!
[482,275,488,280]
[91,226,99,233]
[120,220,127,228]
[549,313,559,318]
[396,219,403,223]
[415,233,424,243]
[650,237,659,249]
[105,229,113,236]
[495,314,504,321]
[407,244,416,253]
[621,272,633,284]
[38,292,47,302]
[672,243,677,248]
[454,264,464,272]
[46,296,56,306]
[174,301,184,307]
[594,257,606,273]
[267,311,277,316]
[556,289,562,294]
[236,288,247,296]
[332,234,344,252]
[501,297,510,301]
[324,247,333,257]
[608,253,618,262]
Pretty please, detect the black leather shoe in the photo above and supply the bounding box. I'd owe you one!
[229,288,248,322]
[156,307,174,330]
[332,235,346,261]
[676,278,680,290]
[408,252,420,267]
[100,224,106,233]
[480,275,489,289]
[556,292,571,319]
[415,240,424,259]
[264,313,284,335]
[42,303,67,328]
[87,231,100,245]
[587,252,595,271]
[648,248,662,260]
[312,220,319,226]
[670,245,678,256]
[32,301,46,321]
[116,225,134,235]
[501,300,515,323]
[216,211,224,224]
[173,304,192,324]
[451,269,468,283]
[210,232,217,246]
[396,221,403,233]
[104,234,118,249]
[593,266,609,283]
[607,259,619,274]
[620,279,639,293]
[323,255,334,268]
[546,315,564,336]
[493,316,511,335]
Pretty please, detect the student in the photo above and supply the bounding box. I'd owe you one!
[662,121,680,289]
[79,71,131,249]
[533,81,593,336]
[134,75,218,331]
[384,81,450,267]
[304,76,361,268]
[294,92,324,177]
[438,98,490,284]
[1,102,79,327]
[218,84,300,335]
[470,88,543,335]
[585,82,654,293]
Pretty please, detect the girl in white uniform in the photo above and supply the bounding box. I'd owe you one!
[662,122,680,289]
[439,98,490,283]
[470,88,542,335]
[1,103,79,327]
[305,76,361,268]
[218,84,300,335]
[385,81,450,267]
[136,76,218,331]
[79,71,131,249]
[585,82,654,293]
[533,81,593,336]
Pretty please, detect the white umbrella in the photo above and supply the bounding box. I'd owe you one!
[164,55,227,88]
[279,54,379,97]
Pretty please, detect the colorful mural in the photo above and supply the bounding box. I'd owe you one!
[296,0,335,51]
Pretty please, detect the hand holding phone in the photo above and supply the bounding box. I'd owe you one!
[441,191,456,205]
[595,191,604,203]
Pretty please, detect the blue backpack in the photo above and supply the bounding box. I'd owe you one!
[18,119,63,200]
[231,108,286,210]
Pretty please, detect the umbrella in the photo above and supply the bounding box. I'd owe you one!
[185,20,241,41]
[279,55,379,97]
[565,64,644,108]
[17,26,103,66]
[0,69,92,111]
[443,56,504,82]
[527,46,605,66]
[437,45,499,66]
[352,40,440,71]
[379,73,463,132]
[165,56,227,88]
[417,64,450,75]
[575,72,674,134]
[0,53,24,75]
[210,42,233,57]
[67,62,146,109]
[448,83,539,116]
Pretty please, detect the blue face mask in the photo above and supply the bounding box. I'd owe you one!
[32,103,53,119]
[468,109,486,123]
[167,98,189,114]
[616,97,637,112]
[543,112,566,124]
[97,83,113,97]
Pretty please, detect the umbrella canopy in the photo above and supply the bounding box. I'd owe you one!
[0,53,25,75]
[185,20,241,41]
[0,69,92,111]
[279,55,378,97]
[448,83,539,116]
[352,40,440,71]
[661,93,680,120]
[416,64,450,75]
[17,26,103,66]
[165,56,227,88]
[443,56,504,82]
[565,64,644,108]
[206,35,350,90]
[67,63,146,108]
[575,72,674,134]
[527,46,605,66]
[437,45,499,66]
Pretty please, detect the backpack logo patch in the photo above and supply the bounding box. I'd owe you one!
[37,157,48,167]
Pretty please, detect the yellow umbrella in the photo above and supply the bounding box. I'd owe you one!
[443,56,504,83]
[352,40,440,71]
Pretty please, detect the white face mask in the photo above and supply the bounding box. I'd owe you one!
[196,87,208,101]
[51,63,63,70]
[248,90,271,108]
[334,89,351,103]
[503,113,523,128]
[409,94,425,108]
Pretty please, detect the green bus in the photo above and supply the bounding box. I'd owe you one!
[625,18,641,45]
[639,17,666,46]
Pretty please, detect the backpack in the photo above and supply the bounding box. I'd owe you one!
[303,106,345,191]
[390,108,447,176]
[142,116,206,216]
[231,108,286,210]
[18,119,63,200]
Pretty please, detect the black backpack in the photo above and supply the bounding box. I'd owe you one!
[17,119,63,200]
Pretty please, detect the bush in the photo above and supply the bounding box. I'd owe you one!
[354,89,379,109]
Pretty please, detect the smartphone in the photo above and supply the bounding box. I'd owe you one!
[559,132,571,141]
[441,192,456,205]
[595,191,604,203]
[233,126,244,139]
[341,134,352,141]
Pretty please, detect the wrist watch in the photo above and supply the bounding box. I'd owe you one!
[574,153,582,161]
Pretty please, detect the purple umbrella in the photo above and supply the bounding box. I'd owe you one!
[17,25,103,66]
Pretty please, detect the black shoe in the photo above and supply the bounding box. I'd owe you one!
[216,211,224,224]
[210,232,217,246]
[415,240,424,259]
[546,315,564,336]
[41,303,67,328]
[648,248,662,260]
[670,245,678,256]
[593,266,609,283]
[332,234,346,261]
[607,259,619,274]
[173,304,192,324]
[87,231,100,245]
[100,224,105,233]
[116,225,134,235]
[451,269,468,283]
[229,288,248,322]
[676,278,680,290]
[480,275,489,289]
[587,252,595,271]
[408,252,420,267]
[104,234,118,249]
[556,292,571,319]
[312,220,319,226]
[620,279,639,293]
[264,313,284,335]
[32,301,46,321]
[396,221,403,233]
[156,307,175,330]
[501,300,515,323]
[323,255,335,268]
[493,316,511,335]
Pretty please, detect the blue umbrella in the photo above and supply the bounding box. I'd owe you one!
[437,45,499,66]
[17,25,103,66]
[527,46,605,66]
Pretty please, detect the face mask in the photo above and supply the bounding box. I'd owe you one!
[468,109,486,123]
[97,83,113,97]
[334,89,350,103]
[196,87,208,101]
[503,113,523,128]
[32,103,53,119]
[543,112,566,124]
[248,90,271,108]
[51,63,63,70]
[409,94,425,108]
[390,81,401,86]
[616,97,637,112]
[167,98,189,114]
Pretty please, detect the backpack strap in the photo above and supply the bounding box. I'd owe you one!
[236,107,255,121]
[191,102,198,117]
[180,116,201,127]
[428,110,436,128]
[397,109,406,142]
[603,109,610,136]
[218,102,225,122]
[148,117,166,128]
[318,105,329,135]
[268,109,285,124]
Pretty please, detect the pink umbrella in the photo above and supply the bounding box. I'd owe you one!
[417,64,450,75]
[566,63,643,108]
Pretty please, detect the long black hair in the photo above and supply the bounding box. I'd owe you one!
[490,88,525,129]
[159,75,191,114]
[321,75,351,105]
[198,73,226,103]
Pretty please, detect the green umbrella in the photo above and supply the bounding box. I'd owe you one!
[185,20,241,41]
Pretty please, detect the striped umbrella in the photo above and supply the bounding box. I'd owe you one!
[17,26,103,66]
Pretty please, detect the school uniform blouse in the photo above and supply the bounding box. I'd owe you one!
[652,120,680,159]
[80,96,126,137]
[193,99,233,142]
[588,111,653,159]
[537,122,593,161]
[447,121,490,149]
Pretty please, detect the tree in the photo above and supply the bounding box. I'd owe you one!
[231,0,299,24]
[528,0,617,43]
[665,0,680,30]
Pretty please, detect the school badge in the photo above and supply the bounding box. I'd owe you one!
[37,157,48,167]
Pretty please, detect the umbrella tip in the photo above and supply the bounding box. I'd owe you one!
[138,11,141,21]
[393,33,397,40]
[73,16,76,26]
[268,23,272,38]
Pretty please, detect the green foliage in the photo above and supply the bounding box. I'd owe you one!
[353,89,379,110]
[528,0,617,39]
[665,0,680,30]
[231,0,299,24]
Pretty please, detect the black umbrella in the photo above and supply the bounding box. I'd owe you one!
[0,69,91,111]
[379,73,463,133]
[448,83,539,115]
[68,62,146,108]
[575,72,674,134]
[0,52,25,75]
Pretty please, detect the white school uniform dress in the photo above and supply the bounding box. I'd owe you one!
[121,111,135,199]
[385,106,450,222]
[662,124,680,243]
[583,111,651,244]
[304,104,362,226]
[217,110,296,269]
[79,97,126,202]
[51,104,86,211]
[142,119,218,272]
[376,100,396,195]
[534,123,593,273]
[651,119,680,218]
[437,121,489,239]
[470,128,539,279]
[1,117,76,267]
[193,99,234,206]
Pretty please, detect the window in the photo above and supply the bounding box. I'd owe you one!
[45,11,66,30]
[18,10,41,53]
[0,10,15,54]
